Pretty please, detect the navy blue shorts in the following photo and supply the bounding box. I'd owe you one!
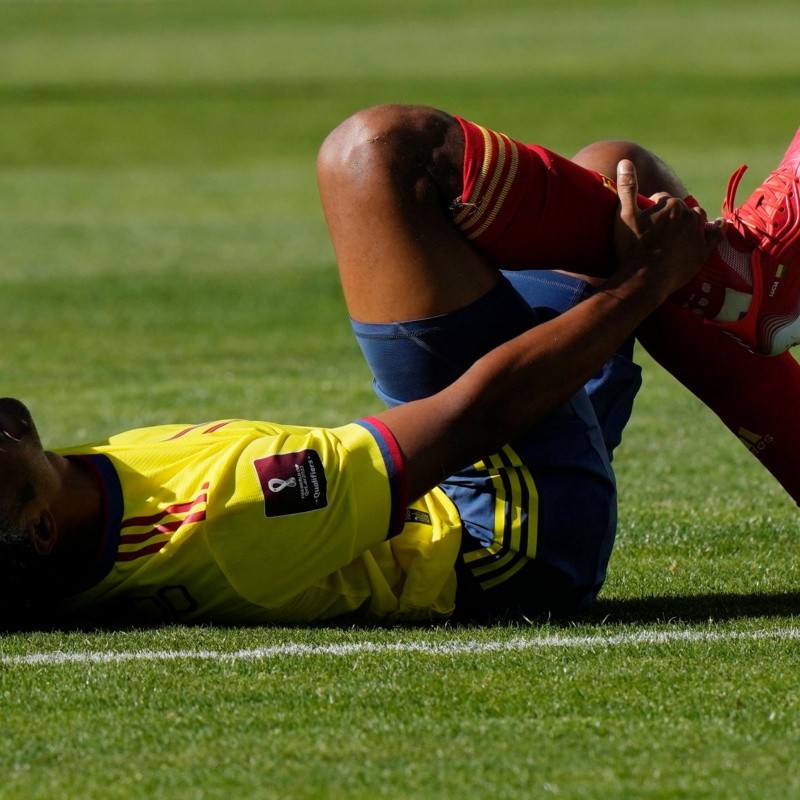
[351,271,642,619]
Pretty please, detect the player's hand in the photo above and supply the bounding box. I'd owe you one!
[613,159,725,300]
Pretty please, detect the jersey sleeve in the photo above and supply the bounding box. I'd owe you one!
[204,420,408,608]
[352,416,408,537]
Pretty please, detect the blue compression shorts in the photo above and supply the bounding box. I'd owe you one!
[351,270,642,618]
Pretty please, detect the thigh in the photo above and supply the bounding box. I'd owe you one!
[353,268,643,461]
[351,275,542,406]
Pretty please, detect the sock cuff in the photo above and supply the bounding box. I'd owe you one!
[452,116,525,241]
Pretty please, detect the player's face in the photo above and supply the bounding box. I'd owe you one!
[0,398,58,537]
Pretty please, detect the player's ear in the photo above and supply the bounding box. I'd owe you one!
[28,510,58,557]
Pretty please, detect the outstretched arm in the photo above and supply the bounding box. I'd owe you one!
[374,161,724,502]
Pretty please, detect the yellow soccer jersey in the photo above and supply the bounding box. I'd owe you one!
[58,417,461,625]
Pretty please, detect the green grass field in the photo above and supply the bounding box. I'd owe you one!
[2,1,800,797]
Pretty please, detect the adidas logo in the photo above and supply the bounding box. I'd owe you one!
[737,427,774,453]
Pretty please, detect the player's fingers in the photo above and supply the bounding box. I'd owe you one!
[683,200,725,253]
[616,159,639,223]
[692,204,709,225]
[703,217,726,254]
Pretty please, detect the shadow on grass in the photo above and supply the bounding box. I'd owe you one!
[3,591,800,635]
[586,590,800,625]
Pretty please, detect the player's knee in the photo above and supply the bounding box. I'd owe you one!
[572,140,645,175]
[317,105,461,199]
[573,140,686,197]
[317,106,392,189]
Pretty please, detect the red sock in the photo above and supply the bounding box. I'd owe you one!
[639,302,800,505]
[454,116,753,314]
[453,116,648,275]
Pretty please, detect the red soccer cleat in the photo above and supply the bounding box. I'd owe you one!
[714,126,800,355]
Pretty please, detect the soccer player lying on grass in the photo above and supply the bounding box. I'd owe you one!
[0,148,717,628]
[4,99,800,629]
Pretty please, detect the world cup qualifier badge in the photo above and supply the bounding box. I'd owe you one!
[252,450,329,517]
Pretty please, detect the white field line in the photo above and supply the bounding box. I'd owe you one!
[2,626,800,666]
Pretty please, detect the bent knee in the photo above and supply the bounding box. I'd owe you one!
[317,105,462,199]
[572,140,653,176]
[572,139,686,197]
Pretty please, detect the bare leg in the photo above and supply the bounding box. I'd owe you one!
[317,105,498,323]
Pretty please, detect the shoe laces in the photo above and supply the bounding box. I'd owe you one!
[725,163,800,245]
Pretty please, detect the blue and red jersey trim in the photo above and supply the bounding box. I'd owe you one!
[357,416,408,538]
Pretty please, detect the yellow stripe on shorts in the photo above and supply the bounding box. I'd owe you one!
[460,444,538,590]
